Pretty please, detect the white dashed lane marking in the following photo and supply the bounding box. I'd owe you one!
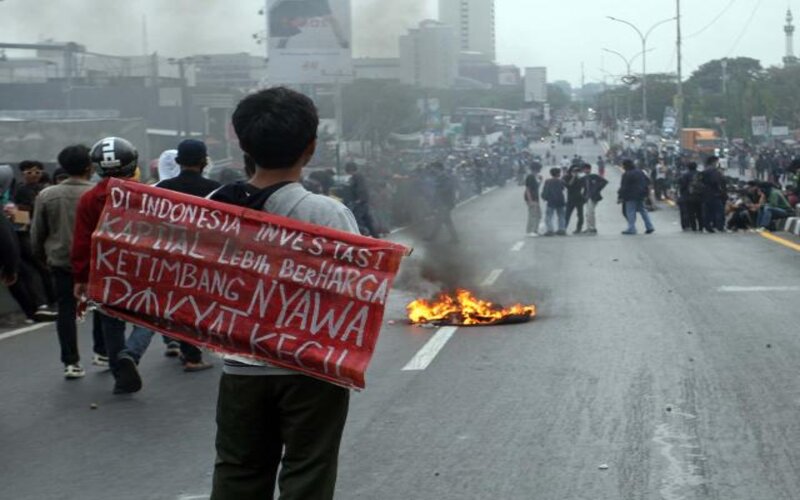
[481,269,504,287]
[0,323,49,342]
[402,327,458,371]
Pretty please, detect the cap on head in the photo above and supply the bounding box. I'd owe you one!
[175,139,208,167]
[90,137,138,178]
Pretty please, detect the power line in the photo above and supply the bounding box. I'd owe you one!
[685,0,738,39]
[726,0,765,56]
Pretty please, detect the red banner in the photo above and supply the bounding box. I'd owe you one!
[87,179,411,390]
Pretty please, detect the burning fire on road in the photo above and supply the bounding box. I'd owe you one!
[407,289,537,327]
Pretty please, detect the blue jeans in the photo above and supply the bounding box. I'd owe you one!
[624,200,654,233]
[757,206,788,229]
[545,205,566,233]
[99,313,154,374]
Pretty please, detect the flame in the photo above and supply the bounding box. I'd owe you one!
[407,289,537,326]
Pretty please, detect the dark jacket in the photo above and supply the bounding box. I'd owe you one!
[155,170,221,198]
[565,174,585,204]
[0,213,20,282]
[541,178,566,208]
[583,174,608,203]
[678,170,699,202]
[618,169,650,202]
[700,167,727,201]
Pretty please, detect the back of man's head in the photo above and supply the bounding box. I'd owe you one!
[345,162,358,174]
[705,155,719,168]
[687,162,698,171]
[622,159,635,171]
[550,168,561,178]
[232,87,319,170]
[57,145,91,177]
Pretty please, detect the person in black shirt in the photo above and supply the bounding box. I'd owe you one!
[677,162,702,231]
[619,159,655,235]
[700,156,727,233]
[564,165,586,234]
[524,162,542,237]
[155,140,220,372]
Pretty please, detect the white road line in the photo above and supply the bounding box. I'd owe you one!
[402,327,458,371]
[717,286,800,293]
[481,269,504,287]
[0,322,49,342]
[511,241,525,252]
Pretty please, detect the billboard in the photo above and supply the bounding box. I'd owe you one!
[267,0,353,84]
[525,67,547,103]
[498,65,521,86]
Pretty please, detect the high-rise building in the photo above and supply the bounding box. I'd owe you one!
[784,9,798,66]
[399,21,458,89]
[439,0,496,62]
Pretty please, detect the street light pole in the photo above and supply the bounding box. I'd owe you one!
[607,15,676,123]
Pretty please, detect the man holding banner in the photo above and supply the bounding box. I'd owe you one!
[207,88,366,499]
[86,88,408,498]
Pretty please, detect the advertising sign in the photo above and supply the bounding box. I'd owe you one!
[267,0,353,84]
[525,67,547,103]
[88,180,410,389]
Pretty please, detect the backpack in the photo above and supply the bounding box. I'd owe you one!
[688,171,705,197]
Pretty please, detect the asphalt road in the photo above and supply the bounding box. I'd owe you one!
[2,138,800,500]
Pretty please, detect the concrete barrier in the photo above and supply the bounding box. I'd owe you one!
[785,217,800,236]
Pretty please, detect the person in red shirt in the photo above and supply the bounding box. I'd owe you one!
[72,137,153,395]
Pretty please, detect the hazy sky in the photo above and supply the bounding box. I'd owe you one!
[0,0,792,85]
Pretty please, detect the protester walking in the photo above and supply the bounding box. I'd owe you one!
[154,140,220,372]
[524,162,542,237]
[619,159,655,235]
[210,87,359,500]
[581,163,608,235]
[31,145,107,379]
[72,137,154,395]
[541,168,567,236]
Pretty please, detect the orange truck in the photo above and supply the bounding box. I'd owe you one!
[681,128,720,155]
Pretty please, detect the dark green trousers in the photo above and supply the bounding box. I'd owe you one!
[211,374,350,500]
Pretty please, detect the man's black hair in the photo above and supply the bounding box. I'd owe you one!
[57,145,91,176]
[345,162,358,173]
[19,160,44,172]
[530,162,542,173]
[687,162,698,171]
[549,168,561,177]
[232,87,319,170]
[243,154,256,178]
[705,155,719,166]
[622,159,635,170]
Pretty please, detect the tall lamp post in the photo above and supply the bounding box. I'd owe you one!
[606,15,676,123]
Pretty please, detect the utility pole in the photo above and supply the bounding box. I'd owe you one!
[676,0,684,150]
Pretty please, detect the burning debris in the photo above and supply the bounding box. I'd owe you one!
[407,289,536,327]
